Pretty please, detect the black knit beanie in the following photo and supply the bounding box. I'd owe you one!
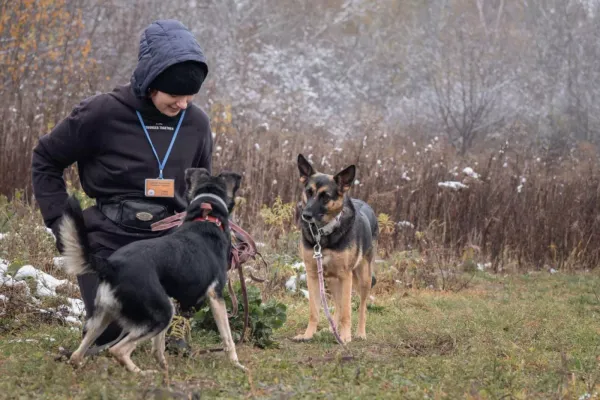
[149,61,207,95]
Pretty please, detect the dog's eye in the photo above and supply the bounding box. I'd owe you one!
[320,193,331,203]
[306,188,314,197]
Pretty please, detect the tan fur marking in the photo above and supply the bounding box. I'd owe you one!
[207,280,218,299]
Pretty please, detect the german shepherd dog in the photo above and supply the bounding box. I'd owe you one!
[57,168,245,373]
[293,154,378,344]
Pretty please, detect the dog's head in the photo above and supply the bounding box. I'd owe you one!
[297,154,355,225]
[184,168,242,213]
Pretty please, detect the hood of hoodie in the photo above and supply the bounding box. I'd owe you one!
[130,19,208,98]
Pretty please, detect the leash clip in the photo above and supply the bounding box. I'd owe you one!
[313,242,322,259]
[307,222,323,259]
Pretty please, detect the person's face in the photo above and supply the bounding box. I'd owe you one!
[150,90,194,116]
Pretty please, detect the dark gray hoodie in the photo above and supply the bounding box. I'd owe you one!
[31,20,212,250]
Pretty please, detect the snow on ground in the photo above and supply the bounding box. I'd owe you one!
[438,181,469,191]
[463,167,480,179]
[0,260,83,325]
[397,221,415,229]
[13,265,76,297]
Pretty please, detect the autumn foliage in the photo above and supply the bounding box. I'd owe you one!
[0,0,96,193]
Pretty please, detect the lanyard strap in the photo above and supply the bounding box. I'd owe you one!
[136,109,186,179]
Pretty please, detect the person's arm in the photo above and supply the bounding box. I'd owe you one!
[31,96,102,235]
[194,117,213,174]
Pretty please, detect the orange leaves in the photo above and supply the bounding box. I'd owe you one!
[1,0,94,91]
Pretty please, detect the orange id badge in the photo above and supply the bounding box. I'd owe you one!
[145,179,175,198]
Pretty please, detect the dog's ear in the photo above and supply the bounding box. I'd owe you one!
[185,168,210,200]
[333,165,356,194]
[218,171,243,200]
[185,168,210,188]
[297,154,315,184]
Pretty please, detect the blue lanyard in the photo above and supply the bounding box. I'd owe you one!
[136,110,186,179]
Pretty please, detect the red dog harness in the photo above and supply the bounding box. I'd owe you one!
[195,203,224,230]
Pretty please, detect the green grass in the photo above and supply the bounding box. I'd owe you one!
[1,272,599,399]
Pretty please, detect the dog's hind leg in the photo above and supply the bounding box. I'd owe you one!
[70,311,112,367]
[207,283,246,371]
[151,327,168,371]
[109,327,162,374]
[151,301,173,371]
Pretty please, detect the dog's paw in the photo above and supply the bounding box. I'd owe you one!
[68,353,84,368]
[355,333,367,341]
[340,332,352,344]
[139,369,159,376]
[234,362,247,372]
[291,334,313,342]
[157,359,168,371]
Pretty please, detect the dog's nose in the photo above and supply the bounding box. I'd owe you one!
[301,210,313,222]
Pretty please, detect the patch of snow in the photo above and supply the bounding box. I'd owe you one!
[65,316,82,326]
[477,262,492,271]
[53,257,65,269]
[550,268,558,274]
[0,294,8,302]
[291,262,305,271]
[397,221,414,229]
[285,275,297,292]
[66,298,85,317]
[0,233,7,241]
[438,181,469,191]
[0,259,8,277]
[463,167,480,179]
[0,277,31,297]
[8,339,38,344]
[299,289,309,299]
[14,265,73,297]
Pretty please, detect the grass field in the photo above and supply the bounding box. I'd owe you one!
[1,271,599,399]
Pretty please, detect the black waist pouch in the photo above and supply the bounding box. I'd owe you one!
[98,197,171,232]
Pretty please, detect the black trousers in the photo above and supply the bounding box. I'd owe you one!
[77,248,123,346]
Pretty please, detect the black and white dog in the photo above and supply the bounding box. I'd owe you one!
[58,168,244,373]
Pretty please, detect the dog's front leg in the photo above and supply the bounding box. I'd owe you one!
[207,284,246,371]
[293,259,321,341]
[338,270,353,344]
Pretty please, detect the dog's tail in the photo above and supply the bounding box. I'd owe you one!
[57,195,93,276]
